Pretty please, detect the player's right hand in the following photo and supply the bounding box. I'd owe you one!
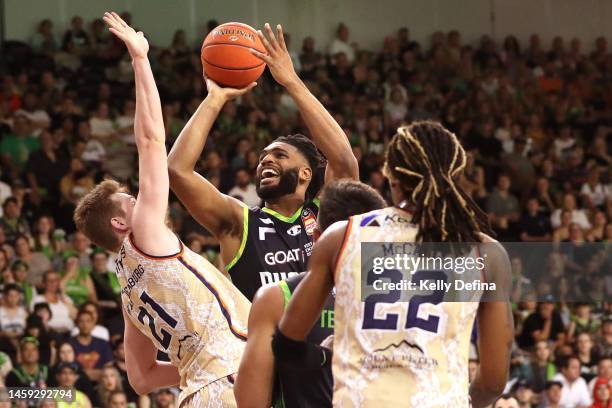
[103,11,149,59]
[205,77,257,102]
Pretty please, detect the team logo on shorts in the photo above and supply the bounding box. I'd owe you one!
[301,208,317,236]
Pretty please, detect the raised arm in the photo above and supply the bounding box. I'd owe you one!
[167,81,254,242]
[252,24,358,183]
[103,12,176,255]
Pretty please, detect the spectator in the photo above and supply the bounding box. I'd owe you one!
[0,197,31,243]
[89,250,120,311]
[552,355,592,408]
[89,102,116,142]
[568,303,600,341]
[48,342,95,398]
[594,320,612,359]
[31,270,77,334]
[5,337,48,388]
[329,23,355,63]
[0,350,13,387]
[502,137,535,200]
[551,193,591,230]
[62,16,90,53]
[69,231,93,271]
[33,215,65,261]
[0,114,40,172]
[0,284,27,356]
[107,390,129,408]
[96,364,123,408]
[25,130,70,210]
[60,253,96,307]
[518,301,565,350]
[521,340,556,393]
[589,357,612,394]
[575,333,598,382]
[23,314,54,366]
[15,92,50,135]
[492,394,520,408]
[31,19,58,53]
[54,361,93,408]
[228,168,260,208]
[69,309,113,382]
[586,211,607,242]
[591,377,612,408]
[542,380,563,408]
[153,388,176,408]
[71,302,109,341]
[517,197,552,242]
[14,234,52,288]
[486,174,520,240]
[12,260,37,307]
[580,169,607,209]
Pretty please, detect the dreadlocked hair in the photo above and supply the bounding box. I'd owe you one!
[274,134,327,201]
[383,121,492,243]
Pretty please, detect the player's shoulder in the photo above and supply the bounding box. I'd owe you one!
[250,282,285,324]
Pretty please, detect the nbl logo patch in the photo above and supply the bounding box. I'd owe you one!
[301,208,317,236]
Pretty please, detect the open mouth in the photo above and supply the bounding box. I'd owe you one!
[260,168,280,185]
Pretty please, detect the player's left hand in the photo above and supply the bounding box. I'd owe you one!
[250,23,300,89]
[103,11,149,59]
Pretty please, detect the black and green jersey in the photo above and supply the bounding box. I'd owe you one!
[274,273,334,408]
[226,200,319,301]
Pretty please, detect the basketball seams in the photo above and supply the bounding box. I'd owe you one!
[202,42,266,54]
[202,59,265,72]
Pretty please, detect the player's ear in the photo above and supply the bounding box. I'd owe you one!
[110,217,128,233]
[299,166,312,183]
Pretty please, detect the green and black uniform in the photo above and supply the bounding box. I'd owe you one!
[227,200,320,301]
[273,273,334,408]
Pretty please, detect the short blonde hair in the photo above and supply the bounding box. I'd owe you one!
[73,180,125,252]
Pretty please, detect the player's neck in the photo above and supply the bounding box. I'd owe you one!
[264,195,305,217]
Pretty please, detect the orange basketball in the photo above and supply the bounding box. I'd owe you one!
[201,22,266,88]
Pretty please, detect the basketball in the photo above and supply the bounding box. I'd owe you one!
[201,22,266,88]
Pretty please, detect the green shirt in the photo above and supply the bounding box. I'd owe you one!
[0,133,40,167]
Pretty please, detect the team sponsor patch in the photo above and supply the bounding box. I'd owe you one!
[287,225,302,236]
[301,208,317,236]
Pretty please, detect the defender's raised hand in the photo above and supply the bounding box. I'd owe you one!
[250,23,299,89]
[103,11,148,59]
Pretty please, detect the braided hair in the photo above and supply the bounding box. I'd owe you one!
[274,134,326,202]
[383,121,492,243]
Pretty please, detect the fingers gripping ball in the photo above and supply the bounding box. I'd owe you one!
[201,22,266,88]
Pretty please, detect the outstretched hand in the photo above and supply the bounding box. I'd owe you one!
[103,11,148,59]
[250,23,299,89]
[205,77,257,102]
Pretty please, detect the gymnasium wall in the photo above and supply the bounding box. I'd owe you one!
[4,0,611,53]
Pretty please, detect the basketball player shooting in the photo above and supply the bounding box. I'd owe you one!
[168,23,359,301]
[74,13,250,407]
[234,180,387,408]
[275,122,514,408]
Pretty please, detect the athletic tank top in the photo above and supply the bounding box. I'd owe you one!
[227,200,319,301]
[64,271,90,307]
[116,233,250,406]
[333,207,483,408]
[274,273,333,408]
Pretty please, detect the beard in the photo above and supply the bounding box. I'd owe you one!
[256,167,299,201]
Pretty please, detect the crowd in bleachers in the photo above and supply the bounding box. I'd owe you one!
[0,12,611,408]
